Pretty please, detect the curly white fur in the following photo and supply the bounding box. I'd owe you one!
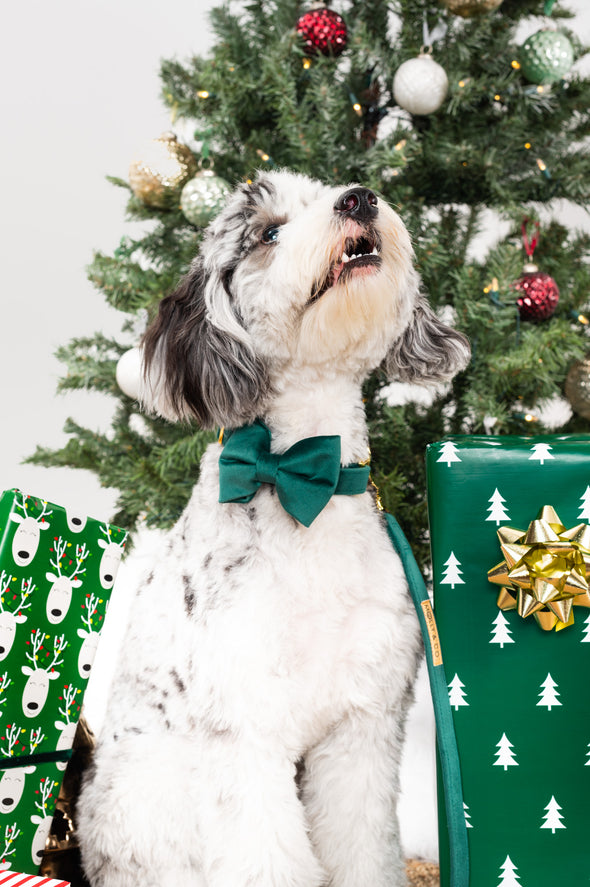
[78,171,469,887]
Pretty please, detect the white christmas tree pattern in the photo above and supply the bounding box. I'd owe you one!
[440,552,465,588]
[529,443,554,465]
[448,673,469,710]
[537,673,561,710]
[581,612,590,643]
[541,796,566,833]
[585,743,590,767]
[578,485,590,520]
[490,611,515,648]
[496,855,523,886]
[486,488,510,525]
[463,801,473,829]
[437,441,461,467]
[494,733,518,770]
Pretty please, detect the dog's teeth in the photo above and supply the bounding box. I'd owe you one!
[371,246,379,256]
[341,253,350,263]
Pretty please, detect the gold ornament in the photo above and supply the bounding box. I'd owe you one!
[488,505,590,631]
[565,356,590,420]
[440,0,504,16]
[129,132,198,208]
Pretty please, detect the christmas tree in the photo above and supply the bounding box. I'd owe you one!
[448,672,468,710]
[540,795,566,832]
[494,732,518,769]
[537,672,561,709]
[27,0,590,566]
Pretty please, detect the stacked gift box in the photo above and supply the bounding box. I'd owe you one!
[427,436,590,887]
[0,490,126,875]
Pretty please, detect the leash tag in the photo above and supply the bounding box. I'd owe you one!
[421,600,443,666]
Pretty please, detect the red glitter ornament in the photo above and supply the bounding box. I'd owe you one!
[514,264,560,321]
[296,6,348,57]
[513,219,559,321]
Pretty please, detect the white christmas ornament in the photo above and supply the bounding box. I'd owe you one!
[116,346,143,400]
[393,52,449,115]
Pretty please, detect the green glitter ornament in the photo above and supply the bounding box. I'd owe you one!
[519,29,574,85]
[180,167,232,227]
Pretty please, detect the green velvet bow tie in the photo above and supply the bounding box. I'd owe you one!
[218,420,371,527]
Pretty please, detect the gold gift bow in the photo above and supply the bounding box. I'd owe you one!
[488,505,590,631]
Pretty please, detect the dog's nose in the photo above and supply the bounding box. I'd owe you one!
[334,187,378,222]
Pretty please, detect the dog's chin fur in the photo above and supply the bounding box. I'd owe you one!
[79,171,470,887]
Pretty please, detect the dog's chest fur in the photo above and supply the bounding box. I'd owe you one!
[107,442,420,760]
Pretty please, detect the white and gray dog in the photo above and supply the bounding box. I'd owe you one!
[78,170,469,887]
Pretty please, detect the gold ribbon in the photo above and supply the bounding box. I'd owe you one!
[488,505,590,631]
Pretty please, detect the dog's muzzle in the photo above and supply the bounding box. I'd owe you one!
[308,188,382,305]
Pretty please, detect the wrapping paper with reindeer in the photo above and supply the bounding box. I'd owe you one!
[426,436,590,887]
[0,489,126,873]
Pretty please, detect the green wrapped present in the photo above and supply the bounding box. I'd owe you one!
[0,489,126,872]
[427,437,590,887]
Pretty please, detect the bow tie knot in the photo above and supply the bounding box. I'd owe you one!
[218,420,370,527]
[255,450,282,486]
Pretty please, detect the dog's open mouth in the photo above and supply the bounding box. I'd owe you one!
[308,233,382,306]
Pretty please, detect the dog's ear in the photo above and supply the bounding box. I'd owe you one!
[383,295,470,384]
[140,261,270,428]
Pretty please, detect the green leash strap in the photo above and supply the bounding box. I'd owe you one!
[0,748,73,770]
[384,512,470,887]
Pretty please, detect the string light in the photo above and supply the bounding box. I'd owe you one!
[511,60,521,70]
[257,149,271,162]
[197,90,210,99]
[302,58,312,70]
[524,142,532,150]
[569,310,589,325]
[348,92,363,116]
[395,139,407,151]
[536,158,552,181]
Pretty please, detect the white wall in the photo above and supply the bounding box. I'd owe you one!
[2,1,589,519]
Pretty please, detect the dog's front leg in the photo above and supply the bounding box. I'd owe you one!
[301,708,409,887]
[196,736,326,887]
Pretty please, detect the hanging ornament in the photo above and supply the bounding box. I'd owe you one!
[180,161,232,227]
[393,48,449,116]
[116,347,143,400]
[519,29,574,85]
[565,357,590,420]
[439,0,504,16]
[513,219,560,322]
[129,133,198,208]
[295,4,347,57]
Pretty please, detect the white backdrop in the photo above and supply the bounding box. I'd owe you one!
[2,0,590,863]
[2,1,589,513]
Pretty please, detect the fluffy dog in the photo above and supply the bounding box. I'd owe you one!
[78,170,469,887]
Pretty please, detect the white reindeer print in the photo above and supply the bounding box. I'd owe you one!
[97,523,127,589]
[0,724,36,815]
[0,573,35,660]
[45,537,89,624]
[0,672,11,706]
[0,822,20,870]
[30,777,57,867]
[9,494,52,567]
[77,594,104,679]
[54,683,81,769]
[65,508,88,533]
[21,629,66,718]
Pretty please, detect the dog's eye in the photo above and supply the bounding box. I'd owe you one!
[261,225,281,245]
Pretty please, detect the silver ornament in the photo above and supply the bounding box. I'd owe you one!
[393,53,449,116]
[116,347,143,400]
[180,170,232,227]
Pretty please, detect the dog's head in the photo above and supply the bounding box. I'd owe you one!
[141,170,470,427]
